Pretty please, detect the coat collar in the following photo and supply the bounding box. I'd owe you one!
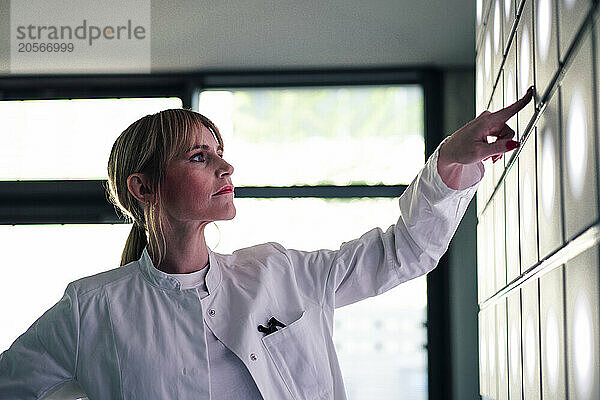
[137,245,222,293]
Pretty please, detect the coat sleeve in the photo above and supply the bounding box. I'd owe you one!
[0,283,80,399]
[269,137,484,309]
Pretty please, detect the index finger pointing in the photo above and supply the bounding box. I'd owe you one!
[493,86,535,122]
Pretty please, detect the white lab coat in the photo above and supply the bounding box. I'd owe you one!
[0,138,483,400]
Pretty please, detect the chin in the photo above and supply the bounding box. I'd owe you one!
[202,204,236,223]
[219,206,236,220]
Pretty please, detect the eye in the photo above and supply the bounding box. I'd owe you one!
[190,152,205,162]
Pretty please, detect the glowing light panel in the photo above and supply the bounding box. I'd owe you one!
[566,91,587,198]
[481,333,488,375]
[507,70,516,131]
[507,71,516,103]
[523,170,533,236]
[573,293,594,399]
[489,318,496,379]
[477,65,484,107]
[537,0,552,62]
[520,27,531,92]
[505,0,512,20]
[486,221,495,293]
[510,323,520,381]
[499,318,506,380]
[508,194,517,236]
[545,306,560,393]
[485,32,492,81]
[494,0,501,54]
[541,128,556,218]
[525,314,536,384]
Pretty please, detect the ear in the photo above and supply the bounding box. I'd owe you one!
[127,173,156,205]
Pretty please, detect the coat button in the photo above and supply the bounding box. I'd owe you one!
[209,309,216,316]
[250,353,258,361]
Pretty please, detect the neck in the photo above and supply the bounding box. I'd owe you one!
[148,222,211,274]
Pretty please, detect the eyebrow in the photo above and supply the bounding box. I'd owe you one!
[186,144,224,153]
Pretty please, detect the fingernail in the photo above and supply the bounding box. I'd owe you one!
[528,86,535,95]
[506,140,520,151]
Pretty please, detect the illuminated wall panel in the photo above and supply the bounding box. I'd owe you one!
[494,185,507,291]
[522,278,540,400]
[486,206,497,299]
[540,266,566,399]
[534,0,559,97]
[478,220,486,304]
[505,160,521,282]
[507,290,523,400]
[485,25,494,110]
[492,0,504,80]
[480,310,489,397]
[517,0,536,135]
[496,299,509,400]
[560,33,598,241]
[488,306,498,399]
[536,93,563,259]
[475,1,600,399]
[504,33,518,138]
[503,0,516,55]
[477,51,486,118]
[565,246,599,400]
[518,127,538,271]
[557,0,592,61]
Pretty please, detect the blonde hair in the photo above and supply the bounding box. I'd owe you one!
[105,108,224,267]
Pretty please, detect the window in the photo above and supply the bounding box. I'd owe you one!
[198,86,424,186]
[0,97,182,180]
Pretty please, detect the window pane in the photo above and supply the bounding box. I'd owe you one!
[206,197,428,400]
[0,97,182,180]
[198,86,424,186]
[0,224,132,352]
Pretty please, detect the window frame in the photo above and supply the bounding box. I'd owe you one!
[0,67,450,400]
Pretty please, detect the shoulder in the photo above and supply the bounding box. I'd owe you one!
[68,261,139,298]
[215,242,289,267]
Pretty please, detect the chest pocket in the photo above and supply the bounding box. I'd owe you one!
[261,310,332,400]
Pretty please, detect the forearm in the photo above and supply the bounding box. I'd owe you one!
[437,142,464,190]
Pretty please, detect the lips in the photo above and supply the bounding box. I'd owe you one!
[214,185,234,196]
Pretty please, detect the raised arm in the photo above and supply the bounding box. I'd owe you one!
[271,139,482,309]
[271,88,534,309]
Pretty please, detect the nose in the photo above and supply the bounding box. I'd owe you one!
[217,158,234,177]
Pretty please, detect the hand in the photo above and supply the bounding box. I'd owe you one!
[439,86,534,167]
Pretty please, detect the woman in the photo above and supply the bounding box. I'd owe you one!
[0,87,533,400]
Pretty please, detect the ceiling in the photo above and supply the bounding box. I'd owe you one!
[150,0,476,72]
[0,0,476,74]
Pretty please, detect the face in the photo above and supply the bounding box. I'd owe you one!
[158,124,235,226]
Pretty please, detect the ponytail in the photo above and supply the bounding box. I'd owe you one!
[120,222,147,266]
